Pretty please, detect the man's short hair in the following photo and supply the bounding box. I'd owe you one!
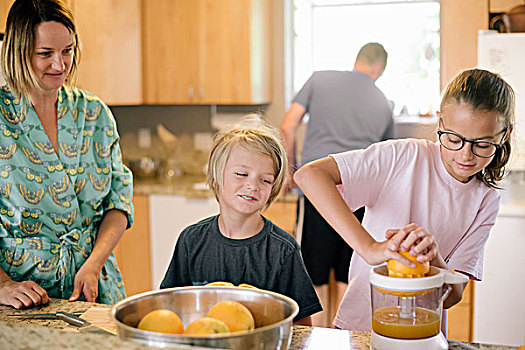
[355,42,387,70]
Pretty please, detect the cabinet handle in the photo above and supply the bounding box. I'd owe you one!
[198,86,204,100]
[188,86,194,99]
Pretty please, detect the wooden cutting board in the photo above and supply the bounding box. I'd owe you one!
[63,307,117,335]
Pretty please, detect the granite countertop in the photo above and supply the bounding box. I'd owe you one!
[133,175,298,203]
[133,175,211,198]
[0,298,518,350]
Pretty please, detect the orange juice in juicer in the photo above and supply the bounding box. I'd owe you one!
[369,252,468,350]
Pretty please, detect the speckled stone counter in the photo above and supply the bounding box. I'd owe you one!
[133,176,298,203]
[133,175,211,198]
[0,299,518,350]
[0,298,99,328]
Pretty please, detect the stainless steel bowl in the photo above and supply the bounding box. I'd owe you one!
[111,286,299,349]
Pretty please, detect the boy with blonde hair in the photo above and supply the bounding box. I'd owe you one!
[161,115,321,324]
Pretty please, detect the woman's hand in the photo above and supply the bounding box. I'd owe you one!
[68,262,100,303]
[0,279,50,309]
[68,209,128,303]
[385,223,438,264]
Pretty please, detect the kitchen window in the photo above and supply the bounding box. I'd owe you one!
[293,0,440,116]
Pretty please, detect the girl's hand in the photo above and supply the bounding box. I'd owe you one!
[69,262,100,303]
[365,239,414,266]
[0,279,50,309]
[385,223,438,264]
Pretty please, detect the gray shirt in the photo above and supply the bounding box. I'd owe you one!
[160,215,322,321]
[294,70,394,167]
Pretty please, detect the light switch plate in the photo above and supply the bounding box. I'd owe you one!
[193,132,213,151]
[137,128,151,149]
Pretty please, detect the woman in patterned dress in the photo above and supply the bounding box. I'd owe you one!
[0,0,133,308]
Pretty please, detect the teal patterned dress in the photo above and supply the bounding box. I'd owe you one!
[0,85,133,304]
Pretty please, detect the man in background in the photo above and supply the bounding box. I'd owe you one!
[280,42,394,327]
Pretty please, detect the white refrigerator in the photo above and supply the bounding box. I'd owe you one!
[474,31,525,347]
[478,31,525,171]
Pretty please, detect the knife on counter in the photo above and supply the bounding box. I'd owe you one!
[7,311,84,319]
[7,311,114,335]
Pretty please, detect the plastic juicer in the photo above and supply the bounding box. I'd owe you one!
[369,264,468,350]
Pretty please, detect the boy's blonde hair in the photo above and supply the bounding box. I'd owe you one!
[440,69,515,188]
[207,114,288,209]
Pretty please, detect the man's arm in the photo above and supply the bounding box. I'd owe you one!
[279,102,306,191]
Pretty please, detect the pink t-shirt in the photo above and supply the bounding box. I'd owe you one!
[331,138,500,331]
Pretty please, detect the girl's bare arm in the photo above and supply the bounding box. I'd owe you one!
[294,157,413,266]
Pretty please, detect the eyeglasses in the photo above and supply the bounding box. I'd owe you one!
[437,128,508,158]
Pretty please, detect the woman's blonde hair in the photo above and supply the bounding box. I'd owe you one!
[207,114,288,210]
[440,69,515,188]
[1,0,80,104]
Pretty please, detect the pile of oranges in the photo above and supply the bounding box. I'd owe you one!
[137,283,258,335]
[137,300,255,335]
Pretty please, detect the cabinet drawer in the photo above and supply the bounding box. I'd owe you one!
[263,202,297,235]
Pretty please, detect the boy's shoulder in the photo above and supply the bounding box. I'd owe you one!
[180,215,218,237]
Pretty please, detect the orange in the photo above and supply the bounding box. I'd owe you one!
[137,309,184,334]
[207,300,255,332]
[184,317,230,335]
[387,251,430,278]
[205,281,235,287]
[237,283,258,289]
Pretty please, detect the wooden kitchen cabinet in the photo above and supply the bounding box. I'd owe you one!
[490,0,524,12]
[0,0,142,105]
[113,194,152,297]
[448,280,474,342]
[142,0,271,105]
[264,201,297,235]
[142,0,199,104]
[440,0,489,90]
[198,0,271,104]
[0,1,13,32]
[70,0,142,105]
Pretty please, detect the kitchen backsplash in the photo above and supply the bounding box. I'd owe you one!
[119,130,210,177]
[111,104,269,178]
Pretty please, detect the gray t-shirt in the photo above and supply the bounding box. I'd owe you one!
[160,215,322,321]
[294,70,394,167]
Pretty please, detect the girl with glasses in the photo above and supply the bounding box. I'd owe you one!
[294,68,514,332]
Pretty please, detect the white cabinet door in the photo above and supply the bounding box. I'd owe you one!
[473,214,525,346]
[149,195,219,289]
